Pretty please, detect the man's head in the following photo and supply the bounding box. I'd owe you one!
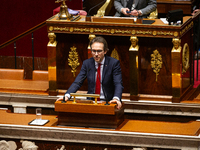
[90,36,109,63]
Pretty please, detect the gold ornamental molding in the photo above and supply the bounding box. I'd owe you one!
[182,43,190,74]
[48,26,177,37]
[151,50,163,82]
[68,46,80,77]
[180,21,193,36]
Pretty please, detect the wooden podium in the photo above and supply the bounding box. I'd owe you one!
[55,94,124,129]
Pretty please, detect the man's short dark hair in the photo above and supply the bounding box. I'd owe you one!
[90,36,109,52]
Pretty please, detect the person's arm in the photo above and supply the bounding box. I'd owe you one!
[139,0,157,16]
[114,0,130,16]
[56,61,88,102]
[109,60,123,109]
[110,99,122,109]
[56,95,69,102]
[192,9,200,16]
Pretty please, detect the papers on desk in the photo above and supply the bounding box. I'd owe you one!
[160,18,182,25]
[29,119,49,126]
[160,18,168,24]
[68,8,79,15]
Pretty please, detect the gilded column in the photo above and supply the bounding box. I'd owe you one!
[171,38,182,100]
[129,36,139,100]
[88,34,96,58]
[47,33,57,96]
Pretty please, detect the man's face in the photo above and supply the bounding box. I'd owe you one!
[91,42,107,63]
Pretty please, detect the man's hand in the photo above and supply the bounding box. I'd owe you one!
[130,9,139,17]
[192,9,200,16]
[56,96,69,102]
[109,99,122,109]
[121,8,131,16]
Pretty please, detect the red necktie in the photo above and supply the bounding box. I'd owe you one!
[95,63,101,101]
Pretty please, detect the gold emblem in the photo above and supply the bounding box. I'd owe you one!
[174,32,178,37]
[70,27,74,32]
[153,31,157,36]
[182,43,189,74]
[132,30,136,35]
[49,26,53,31]
[90,28,94,33]
[111,29,115,34]
[68,46,80,77]
[151,50,162,82]
[111,48,119,60]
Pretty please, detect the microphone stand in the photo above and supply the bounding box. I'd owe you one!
[61,96,66,103]
[102,85,110,106]
[86,0,107,21]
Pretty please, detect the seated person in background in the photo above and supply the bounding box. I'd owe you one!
[57,36,124,109]
[114,0,157,18]
[192,0,200,16]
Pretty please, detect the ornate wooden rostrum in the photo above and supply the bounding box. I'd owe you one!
[46,14,198,102]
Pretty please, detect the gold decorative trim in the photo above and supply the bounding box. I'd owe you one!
[49,26,176,37]
[180,21,193,36]
[182,43,190,74]
[174,32,178,37]
[90,28,94,33]
[151,50,162,82]
[68,46,80,77]
[70,27,74,32]
[49,26,54,31]
[111,29,115,34]
[111,48,119,60]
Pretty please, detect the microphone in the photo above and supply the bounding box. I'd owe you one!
[62,68,91,103]
[61,96,65,103]
[95,68,110,105]
[87,0,107,17]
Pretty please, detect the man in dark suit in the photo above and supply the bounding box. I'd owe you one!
[57,36,124,109]
[114,0,157,18]
[192,0,200,15]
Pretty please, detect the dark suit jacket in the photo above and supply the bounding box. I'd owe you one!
[114,0,157,18]
[66,55,124,101]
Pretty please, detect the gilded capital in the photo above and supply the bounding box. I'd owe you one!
[47,33,57,47]
[172,38,181,52]
[129,36,139,51]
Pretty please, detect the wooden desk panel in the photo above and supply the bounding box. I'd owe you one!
[0,109,200,136]
[0,79,49,95]
[120,120,200,136]
[0,110,57,127]
[157,0,192,15]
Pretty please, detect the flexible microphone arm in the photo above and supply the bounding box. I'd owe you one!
[62,68,91,103]
[96,69,110,105]
[87,0,107,16]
